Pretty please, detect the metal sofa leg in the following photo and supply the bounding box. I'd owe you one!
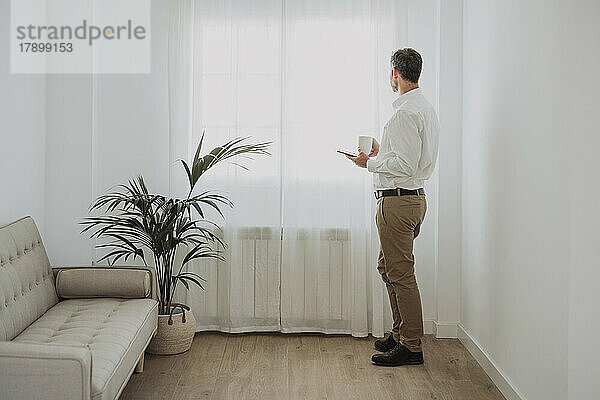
[135,353,145,373]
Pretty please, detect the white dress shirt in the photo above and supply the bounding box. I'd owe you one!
[367,88,440,190]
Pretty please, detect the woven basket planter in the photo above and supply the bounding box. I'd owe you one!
[147,304,196,355]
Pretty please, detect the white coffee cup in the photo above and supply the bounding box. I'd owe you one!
[358,135,372,155]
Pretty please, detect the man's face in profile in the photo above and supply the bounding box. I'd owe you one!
[390,68,399,92]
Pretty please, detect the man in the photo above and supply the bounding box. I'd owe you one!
[347,48,439,366]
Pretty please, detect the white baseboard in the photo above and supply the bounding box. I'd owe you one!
[457,324,525,400]
[425,320,459,338]
[424,319,435,334]
[433,321,458,338]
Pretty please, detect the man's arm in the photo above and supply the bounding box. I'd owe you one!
[366,111,421,176]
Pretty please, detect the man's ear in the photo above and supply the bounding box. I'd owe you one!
[392,68,400,78]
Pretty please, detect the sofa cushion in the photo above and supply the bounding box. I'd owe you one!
[0,217,58,341]
[13,298,158,400]
[56,268,152,299]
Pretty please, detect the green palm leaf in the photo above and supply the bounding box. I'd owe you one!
[82,134,270,314]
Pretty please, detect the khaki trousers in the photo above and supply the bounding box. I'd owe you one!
[376,194,426,352]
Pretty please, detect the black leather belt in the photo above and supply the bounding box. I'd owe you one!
[374,188,425,199]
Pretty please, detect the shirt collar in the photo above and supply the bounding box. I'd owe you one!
[392,87,421,110]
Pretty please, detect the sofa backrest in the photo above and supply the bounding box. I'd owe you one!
[0,217,58,341]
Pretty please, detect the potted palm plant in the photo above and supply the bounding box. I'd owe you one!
[82,134,270,355]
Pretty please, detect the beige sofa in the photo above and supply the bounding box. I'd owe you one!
[0,217,158,400]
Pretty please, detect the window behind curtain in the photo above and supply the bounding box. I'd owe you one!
[192,0,395,228]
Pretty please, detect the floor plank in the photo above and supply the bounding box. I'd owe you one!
[122,333,506,400]
[287,335,326,400]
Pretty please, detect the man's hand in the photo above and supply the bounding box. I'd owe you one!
[369,138,380,157]
[346,151,369,168]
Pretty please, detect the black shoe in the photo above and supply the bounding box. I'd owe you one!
[371,343,424,366]
[374,333,397,352]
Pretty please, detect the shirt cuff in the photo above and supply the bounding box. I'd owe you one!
[366,159,377,172]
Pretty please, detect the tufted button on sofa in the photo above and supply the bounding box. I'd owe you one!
[0,217,158,400]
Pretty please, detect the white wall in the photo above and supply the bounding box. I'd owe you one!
[434,0,462,337]
[44,75,93,265]
[461,1,600,399]
[44,0,170,265]
[0,0,46,231]
[565,2,600,399]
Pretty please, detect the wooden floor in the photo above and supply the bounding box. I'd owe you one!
[121,333,505,400]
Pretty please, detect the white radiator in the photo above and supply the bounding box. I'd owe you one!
[187,227,352,329]
[285,228,350,323]
[238,227,281,321]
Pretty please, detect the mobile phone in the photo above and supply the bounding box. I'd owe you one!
[337,149,358,157]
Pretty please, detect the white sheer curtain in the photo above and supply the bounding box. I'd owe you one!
[169,0,419,337]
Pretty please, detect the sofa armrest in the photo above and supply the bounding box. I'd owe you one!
[52,265,158,300]
[0,342,92,400]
